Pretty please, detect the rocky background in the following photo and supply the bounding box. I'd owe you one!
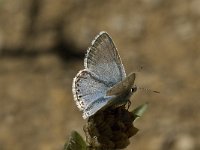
[0,0,199,150]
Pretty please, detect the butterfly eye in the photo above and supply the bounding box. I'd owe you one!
[131,86,137,93]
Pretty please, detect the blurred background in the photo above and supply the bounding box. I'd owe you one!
[0,0,199,150]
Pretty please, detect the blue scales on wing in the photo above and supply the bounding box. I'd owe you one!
[72,69,114,118]
[84,31,126,87]
[72,32,127,119]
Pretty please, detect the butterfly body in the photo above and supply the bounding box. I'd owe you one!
[72,31,136,119]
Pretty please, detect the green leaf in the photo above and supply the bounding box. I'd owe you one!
[131,103,148,120]
[64,131,86,150]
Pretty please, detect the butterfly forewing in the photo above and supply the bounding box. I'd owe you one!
[84,32,126,86]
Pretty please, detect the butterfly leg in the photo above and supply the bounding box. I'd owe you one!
[127,100,131,109]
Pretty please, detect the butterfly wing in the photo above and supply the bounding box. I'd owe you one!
[84,31,126,87]
[73,32,128,119]
[83,96,115,119]
[72,69,110,111]
[83,72,136,118]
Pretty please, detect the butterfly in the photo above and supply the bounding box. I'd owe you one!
[72,31,137,119]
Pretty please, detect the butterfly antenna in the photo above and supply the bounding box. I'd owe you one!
[137,86,160,94]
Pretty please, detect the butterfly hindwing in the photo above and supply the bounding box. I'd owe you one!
[82,96,115,119]
[72,69,110,111]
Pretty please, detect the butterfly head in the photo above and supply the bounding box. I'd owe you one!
[131,85,137,93]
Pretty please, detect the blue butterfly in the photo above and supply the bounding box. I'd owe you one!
[72,31,136,119]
